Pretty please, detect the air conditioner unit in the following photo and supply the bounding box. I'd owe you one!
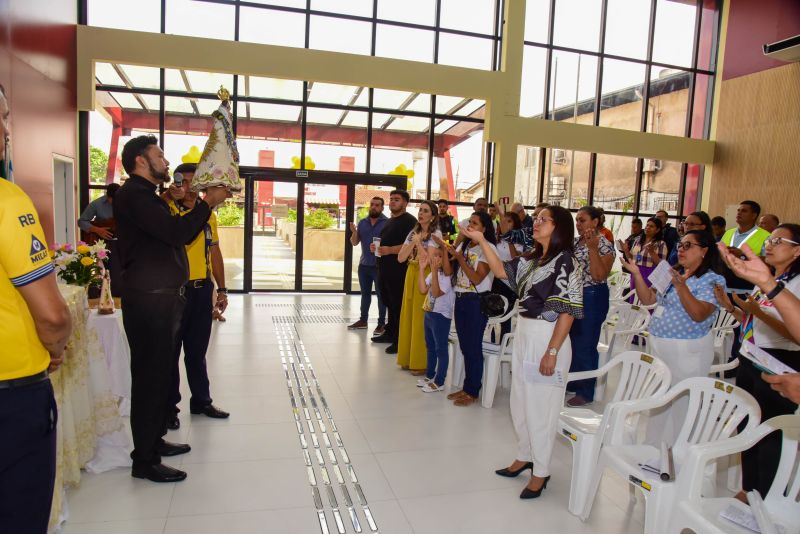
[642,158,662,172]
[552,149,567,165]
[763,35,800,63]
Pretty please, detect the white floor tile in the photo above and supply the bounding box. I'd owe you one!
[168,459,309,516]
[60,518,166,534]
[64,469,174,523]
[62,294,648,534]
[163,507,319,534]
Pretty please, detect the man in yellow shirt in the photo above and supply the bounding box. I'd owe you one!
[163,163,229,430]
[0,178,72,533]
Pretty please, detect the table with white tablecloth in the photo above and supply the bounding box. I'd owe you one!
[49,285,132,533]
[88,309,131,416]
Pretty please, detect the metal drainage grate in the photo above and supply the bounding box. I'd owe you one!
[272,315,351,324]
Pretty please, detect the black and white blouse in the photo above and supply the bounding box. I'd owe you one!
[503,251,584,321]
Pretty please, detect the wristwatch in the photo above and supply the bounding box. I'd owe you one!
[217,288,228,294]
[765,281,785,301]
[547,347,558,357]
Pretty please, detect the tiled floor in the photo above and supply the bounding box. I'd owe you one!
[62,294,647,534]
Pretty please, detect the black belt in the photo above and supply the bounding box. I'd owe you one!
[186,279,209,289]
[128,286,186,297]
[0,370,49,390]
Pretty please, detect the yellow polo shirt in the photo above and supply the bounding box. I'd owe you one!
[0,180,54,380]
[169,200,219,281]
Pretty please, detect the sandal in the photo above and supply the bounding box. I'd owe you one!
[447,390,468,400]
[454,394,477,407]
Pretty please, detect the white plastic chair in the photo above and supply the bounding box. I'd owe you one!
[445,297,515,396]
[595,303,652,401]
[711,309,739,367]
[607,272,631,302]
[668,414,800,534]
[445,325,463,393]
[561,351,672,516]
[580,377,762,534]
[480,331,515,408]
[479,301,518,408]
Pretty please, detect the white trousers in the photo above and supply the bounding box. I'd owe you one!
[511,317,572,478]
[647,332,715,445]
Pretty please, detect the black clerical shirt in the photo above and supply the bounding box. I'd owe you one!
[114,174,211,291]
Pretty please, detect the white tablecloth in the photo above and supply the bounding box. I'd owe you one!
[50,286,132,533]
[87,310,131,416]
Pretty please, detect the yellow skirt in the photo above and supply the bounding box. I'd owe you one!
[396,261,429,371]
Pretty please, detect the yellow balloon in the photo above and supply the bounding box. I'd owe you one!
[182,146,202,164]
[291,155,316,170]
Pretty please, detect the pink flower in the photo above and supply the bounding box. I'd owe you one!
[63,243,73,252]
[51,242,61,251]
[97,250,108,259]
[78,240,87,246]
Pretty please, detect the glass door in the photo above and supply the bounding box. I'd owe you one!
[251,178,300,290]
[242,168,405,292]
[301,183,346,291]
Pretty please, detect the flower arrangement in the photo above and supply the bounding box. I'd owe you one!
[50,240,109,287]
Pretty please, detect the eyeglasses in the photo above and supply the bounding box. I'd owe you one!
[766,237,800,247]
[533,217,553,225]
[676,241,706,251]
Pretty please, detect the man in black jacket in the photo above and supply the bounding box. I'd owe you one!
[656,210,679,255]
[115,135,229,483]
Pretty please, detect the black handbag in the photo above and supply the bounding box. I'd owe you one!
[462,245,508,318]
[479,292,507,317]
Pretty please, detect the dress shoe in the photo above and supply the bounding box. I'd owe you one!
[495,462,533,478]
[167,414,180,430]
[520,476,550,499]
[348,319,368,329]
[132,463,187,483]
[566,395,592,407]
[158,441,191,457]
[371,333,391,343]
[190,404,230,419]
[385,343,398,354]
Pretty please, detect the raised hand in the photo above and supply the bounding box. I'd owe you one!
[714,284,734,312]
[349,222,357,234]
[718,243,773,290]
[732,293,760,315]
[461,225,485,243]
[431,254,442,271]
[619,255,641,276]
[584,229,600,250]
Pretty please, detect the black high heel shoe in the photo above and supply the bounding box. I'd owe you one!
[520,476,550,499]
[495,462,533,478]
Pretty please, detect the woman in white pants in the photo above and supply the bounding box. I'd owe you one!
[621,230,725,443]
[463,205,584,499]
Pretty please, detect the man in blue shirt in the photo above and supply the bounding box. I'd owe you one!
[78,183,120,242]
[348,196,388,336]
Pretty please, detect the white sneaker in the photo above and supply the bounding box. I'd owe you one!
[416,378,432,387]
[421,382,442,393]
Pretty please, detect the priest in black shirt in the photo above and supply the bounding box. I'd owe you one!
[372,190,417,354]
[115,135,229,483]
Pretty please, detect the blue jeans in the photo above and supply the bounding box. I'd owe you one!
[358,264,385,325]
[424,311,451,386]
[568,283,609,402]
[454,293,488,398]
